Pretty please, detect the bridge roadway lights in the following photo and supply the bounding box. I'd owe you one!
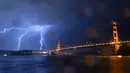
[50,40,130,53]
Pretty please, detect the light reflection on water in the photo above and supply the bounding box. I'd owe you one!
[0,56,129,73]
[110,57,123,73]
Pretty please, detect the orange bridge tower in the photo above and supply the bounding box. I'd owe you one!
[56,40,61,56]
[112,21,120,54]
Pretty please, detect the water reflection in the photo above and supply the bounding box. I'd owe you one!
[0,56,129,73]
[110,57,124,73]
[84,55,96,66]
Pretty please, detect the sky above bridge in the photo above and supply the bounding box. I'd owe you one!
[0,0,129,50]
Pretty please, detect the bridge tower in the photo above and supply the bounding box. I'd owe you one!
[112,21,120,54]
[56,40,61,56]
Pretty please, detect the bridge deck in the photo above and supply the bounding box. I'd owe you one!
[50,41,130,52]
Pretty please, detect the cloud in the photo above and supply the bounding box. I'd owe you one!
[124,8,130,17]
[78,5,93,17]
[87,27,100,38]
[96,3,108,15]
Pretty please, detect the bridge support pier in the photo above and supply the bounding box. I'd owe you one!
[56,40,61,56]
[112,21,120,54]
[56,50,60,56]
[114,44,120,54]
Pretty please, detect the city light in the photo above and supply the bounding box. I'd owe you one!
[99,43,102,45]
[39,51,42,53]
[73,47,76,49]
[117,55,122,58]
[102,43,105,45]
[98,51,100,53]
[4,54,7,56]
[43,52,47,54]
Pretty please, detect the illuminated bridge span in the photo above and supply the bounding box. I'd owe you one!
[51,21,130,55]
[50,41,130,52]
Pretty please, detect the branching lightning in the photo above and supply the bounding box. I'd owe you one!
[40,27,43,50]
[0,27,26,33]
[17,28,34,51]
[0,25,48,51]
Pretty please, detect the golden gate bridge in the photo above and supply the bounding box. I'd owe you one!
[48,20,130,56]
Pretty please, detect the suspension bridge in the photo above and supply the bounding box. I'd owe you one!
[50,21,130,55]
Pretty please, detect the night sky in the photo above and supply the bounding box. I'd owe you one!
[0,0,129,50]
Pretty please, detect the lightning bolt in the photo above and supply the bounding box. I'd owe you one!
[40,27,43,50]
[17,28,34,51]
[0,27,26,33]
[0,25,48,51]
[40,26,49,50]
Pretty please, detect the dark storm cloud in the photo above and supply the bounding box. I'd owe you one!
[0,0,40,28]
[28,0,79,25]
[124,8,130,17]
[0,0,79,27]
[87,27,100,38]
[96,3,109,15]
[0,0,80,50]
